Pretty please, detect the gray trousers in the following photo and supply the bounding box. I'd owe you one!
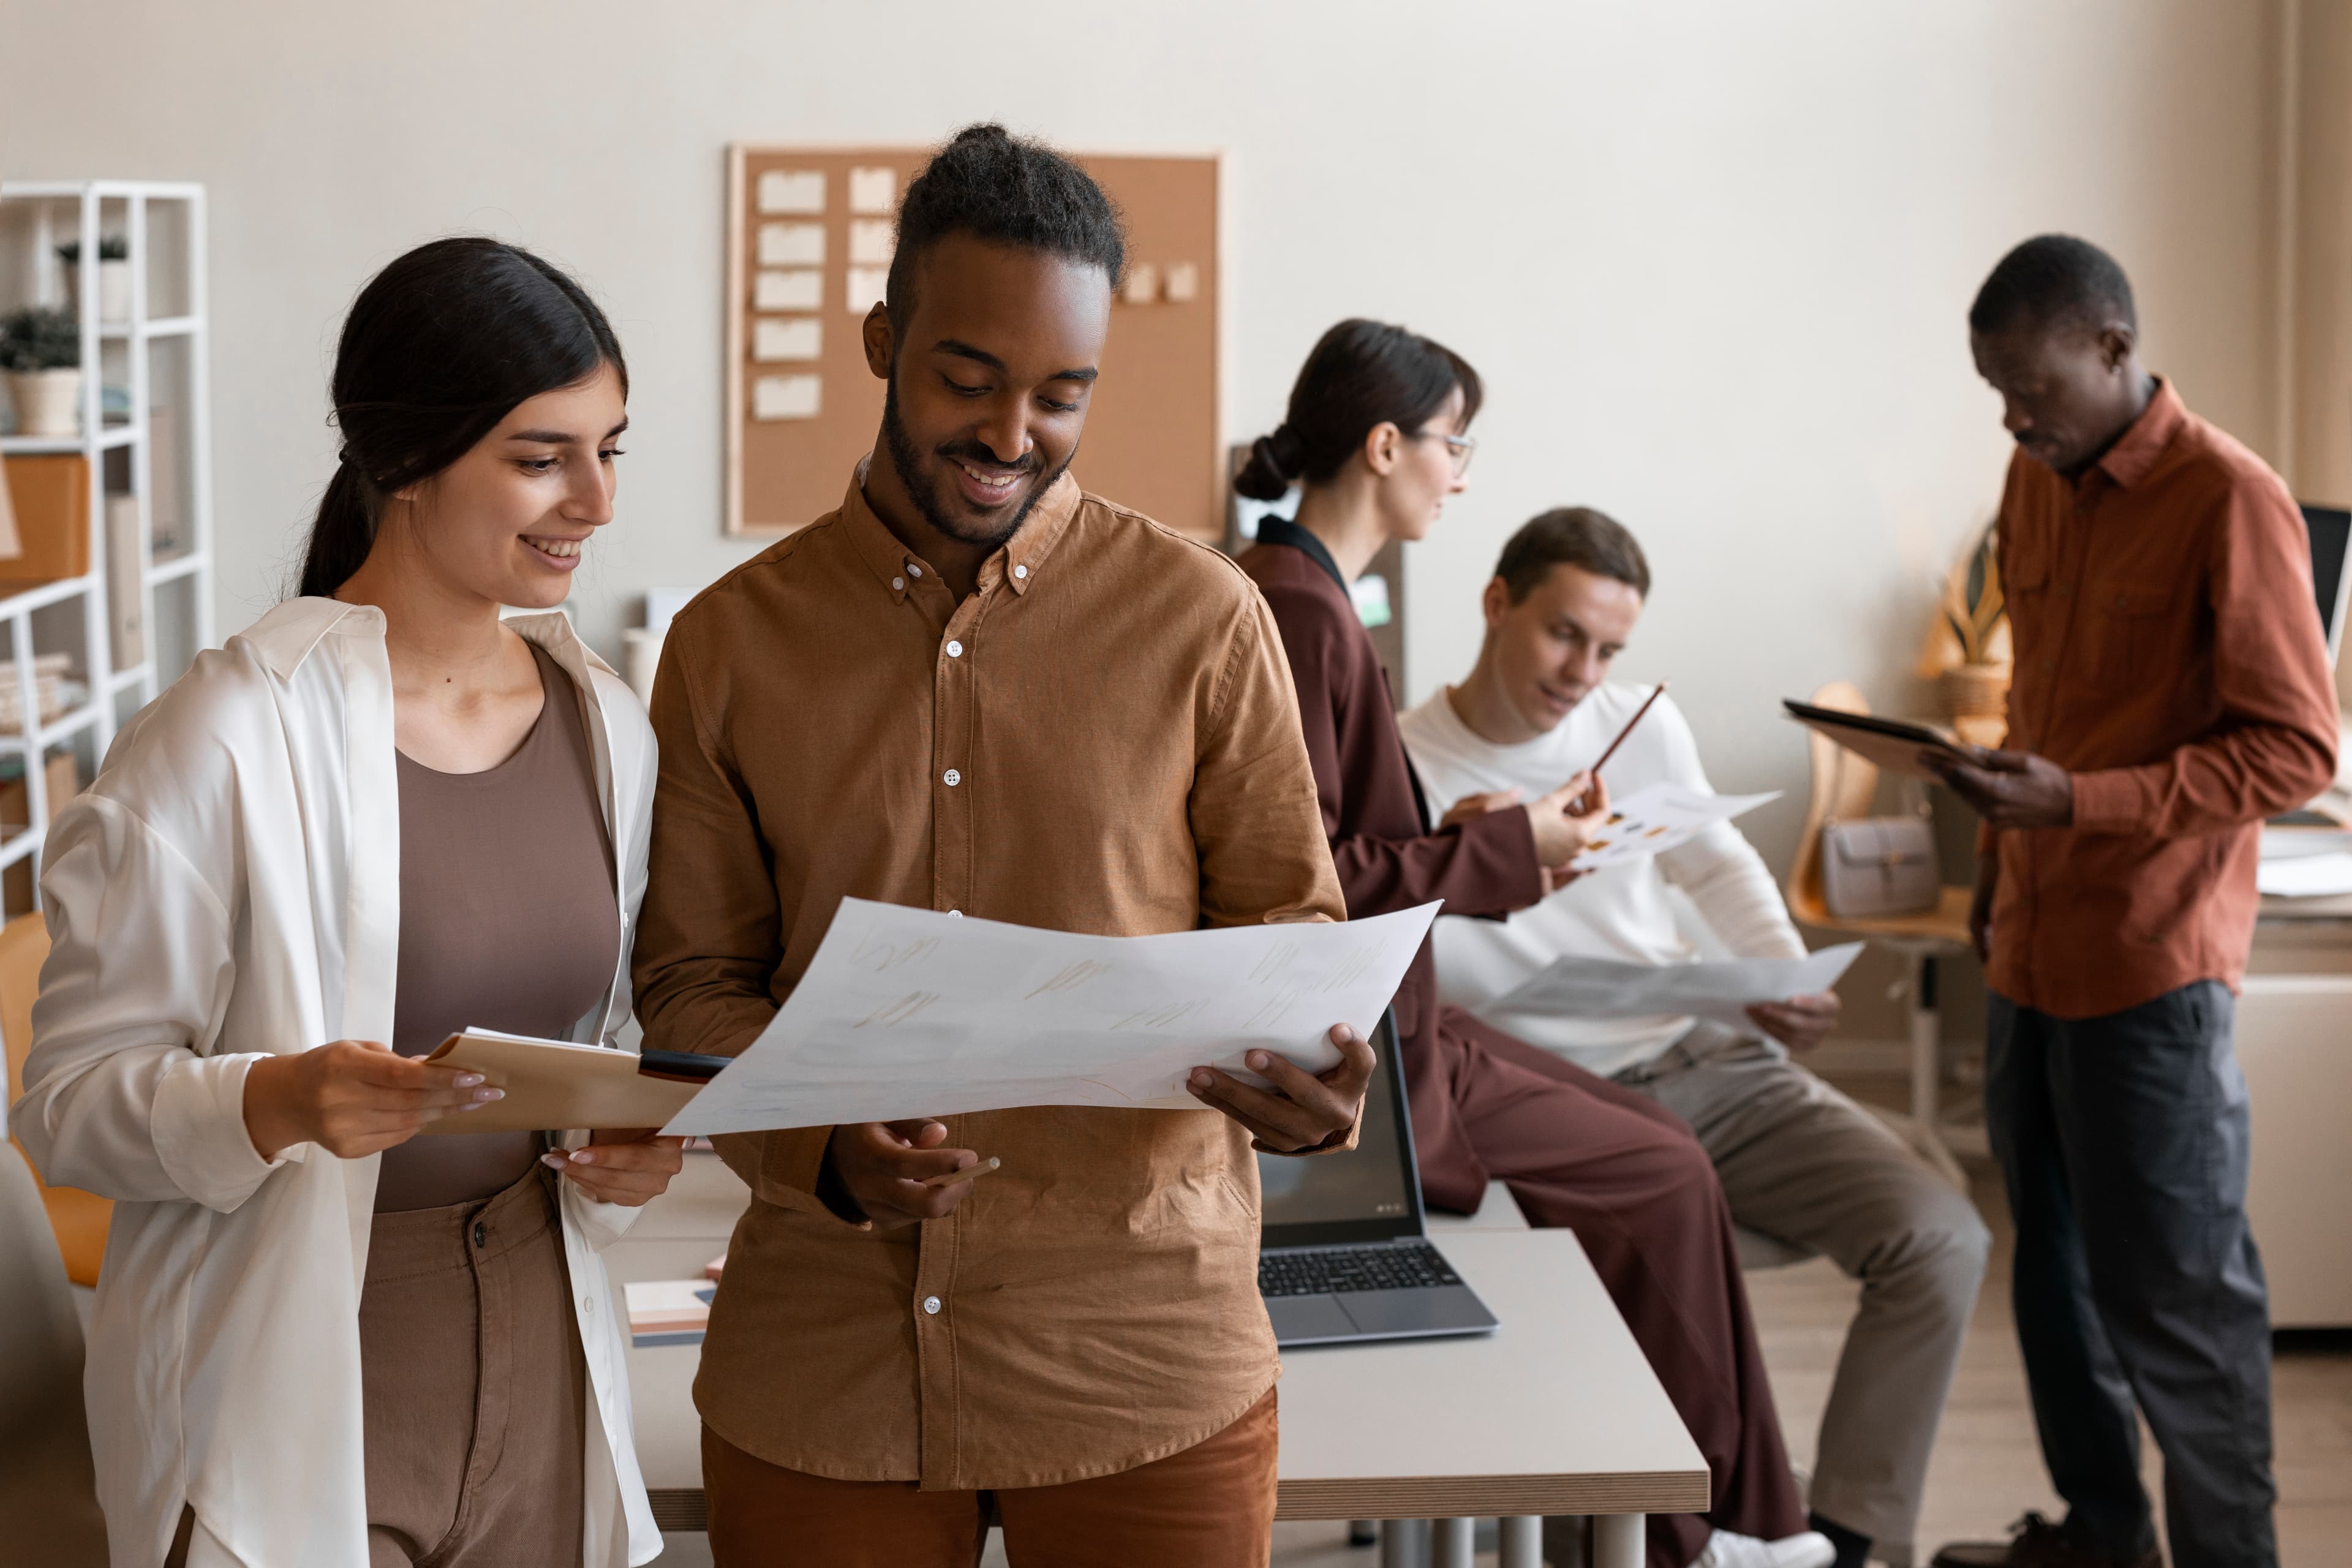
[1615,1025,1991,1553]
[1986,982,2275,1568]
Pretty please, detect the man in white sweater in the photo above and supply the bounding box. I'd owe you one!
[1400,508,1990,1568]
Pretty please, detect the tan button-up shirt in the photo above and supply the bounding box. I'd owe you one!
[1987,379,2339,1018]
[633,469,1344,1489]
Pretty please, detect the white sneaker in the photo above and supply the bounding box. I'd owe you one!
[1695,1528,1839,1568]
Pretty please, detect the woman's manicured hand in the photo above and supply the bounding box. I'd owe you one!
[545,1128,688,1207]
[241,1039,500,1161]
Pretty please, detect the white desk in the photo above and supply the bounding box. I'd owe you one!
[609,1159,1706,1568]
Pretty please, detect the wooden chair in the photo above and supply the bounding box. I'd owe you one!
[1,912,110,1286]
[1785,682,1976,1152]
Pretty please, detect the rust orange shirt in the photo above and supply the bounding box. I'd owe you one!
[1988,379,2338,1018]
[631,469,1345,1490]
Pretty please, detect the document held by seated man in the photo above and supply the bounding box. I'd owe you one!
[663,897,1440,1137]
[1566,781,1779,872]
[1491,941,1864,1025]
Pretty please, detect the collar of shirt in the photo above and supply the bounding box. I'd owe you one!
[838,464,1083,606]
[1254,514,1349,595]
[2084,375,2185,494]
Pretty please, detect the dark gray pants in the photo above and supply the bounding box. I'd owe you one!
[1986,981,2275,1568]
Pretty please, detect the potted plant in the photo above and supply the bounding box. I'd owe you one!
[56,235,132,323]
[0,307,83,438]
[1935,520,2010,747]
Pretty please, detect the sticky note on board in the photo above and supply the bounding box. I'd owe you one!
[756,170,826,215]
[848,219,895,266]
[752,317,822,362]
[752,374,821,420]
[1164,262,1200,303]
[845,266,889,315]
[848,167,897,215]
[758,222,825,267]
[1123,264,1160,305]
[755,270,823,311]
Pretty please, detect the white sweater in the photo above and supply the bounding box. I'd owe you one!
[1398,683,1805,1077]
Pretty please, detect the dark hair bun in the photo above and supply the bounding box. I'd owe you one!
[949,123,1012,148]
[1233,425,1303,502]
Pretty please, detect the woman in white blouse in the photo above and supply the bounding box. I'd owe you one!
[11,238,680,1568]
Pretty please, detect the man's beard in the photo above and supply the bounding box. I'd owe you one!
[881,371,1070,551]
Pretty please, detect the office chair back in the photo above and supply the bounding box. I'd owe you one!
[1786,681,1880,925]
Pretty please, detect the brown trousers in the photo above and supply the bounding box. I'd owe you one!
[165,1169,587,1568]
[1441,1009,1809,1568]
[702,1389,1279,1567]
[358,1166,589,1567]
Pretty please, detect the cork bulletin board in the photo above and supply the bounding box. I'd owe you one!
[725,145,1221,541]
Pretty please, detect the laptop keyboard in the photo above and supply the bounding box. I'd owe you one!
[1258,1240,1463,1298]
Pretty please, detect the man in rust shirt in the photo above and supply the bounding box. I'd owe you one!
[632,127,1370,1566]
[1926,237,2337,1568]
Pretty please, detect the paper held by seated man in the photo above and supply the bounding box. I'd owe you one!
[1490,941,1864,1025]
[662,897,1441,1137]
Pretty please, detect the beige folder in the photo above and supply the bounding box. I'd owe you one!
[418,1028,703,1134]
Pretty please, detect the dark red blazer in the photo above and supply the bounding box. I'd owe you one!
[1241,525,1540,1209]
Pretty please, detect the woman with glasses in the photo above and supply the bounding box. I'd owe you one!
[1237,318,1830,1568]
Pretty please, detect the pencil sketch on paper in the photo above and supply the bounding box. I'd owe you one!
[662,897,1442,1137]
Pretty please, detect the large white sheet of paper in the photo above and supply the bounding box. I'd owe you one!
[1490,942,1864,1024]
[1568,783,1779,872]
[664,899,1441,1136]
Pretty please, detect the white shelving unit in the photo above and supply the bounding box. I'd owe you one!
[0,180,213,907]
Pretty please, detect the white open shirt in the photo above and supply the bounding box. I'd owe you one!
[10,597,662,1568]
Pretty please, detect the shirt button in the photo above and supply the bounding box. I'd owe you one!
[948,909,963,918]
[945,639,963,658]
[1013,564,1028,580]
[922,1295,942,1315]
[908,563,924,578]
[472,1222,488,1249]
[891,576,904,592]
[582,1294,595,1316]
[943,769,961,786]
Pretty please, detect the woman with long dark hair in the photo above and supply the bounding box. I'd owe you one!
[14,237,677,1567]
[1237,319,1829,1568]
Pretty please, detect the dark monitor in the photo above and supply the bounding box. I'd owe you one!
[1256,1012,1423,1249]
[2301,503,2351,663]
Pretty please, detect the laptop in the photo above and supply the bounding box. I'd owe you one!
[1255,1012,1499,1347]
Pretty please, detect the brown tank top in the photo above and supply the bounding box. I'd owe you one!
[375,641,620,1212]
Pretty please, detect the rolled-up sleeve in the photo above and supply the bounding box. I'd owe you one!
[13,794,292,1211]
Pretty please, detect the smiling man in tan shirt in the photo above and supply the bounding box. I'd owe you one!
[632,126,1368,1567]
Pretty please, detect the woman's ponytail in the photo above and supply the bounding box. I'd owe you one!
[298,458,379,601]
[1234,424,1305,501]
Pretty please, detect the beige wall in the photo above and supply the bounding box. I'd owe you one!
[0,0,2299,1033]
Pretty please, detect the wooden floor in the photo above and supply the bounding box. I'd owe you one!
[666,1151,2352,1568]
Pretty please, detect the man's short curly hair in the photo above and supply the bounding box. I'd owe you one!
[1969,234,2136,341]
[886,124,1126,329]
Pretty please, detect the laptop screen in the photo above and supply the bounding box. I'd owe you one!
[1257,1012,1424,1249]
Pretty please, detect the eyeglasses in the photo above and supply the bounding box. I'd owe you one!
[1420,431,1477,478]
